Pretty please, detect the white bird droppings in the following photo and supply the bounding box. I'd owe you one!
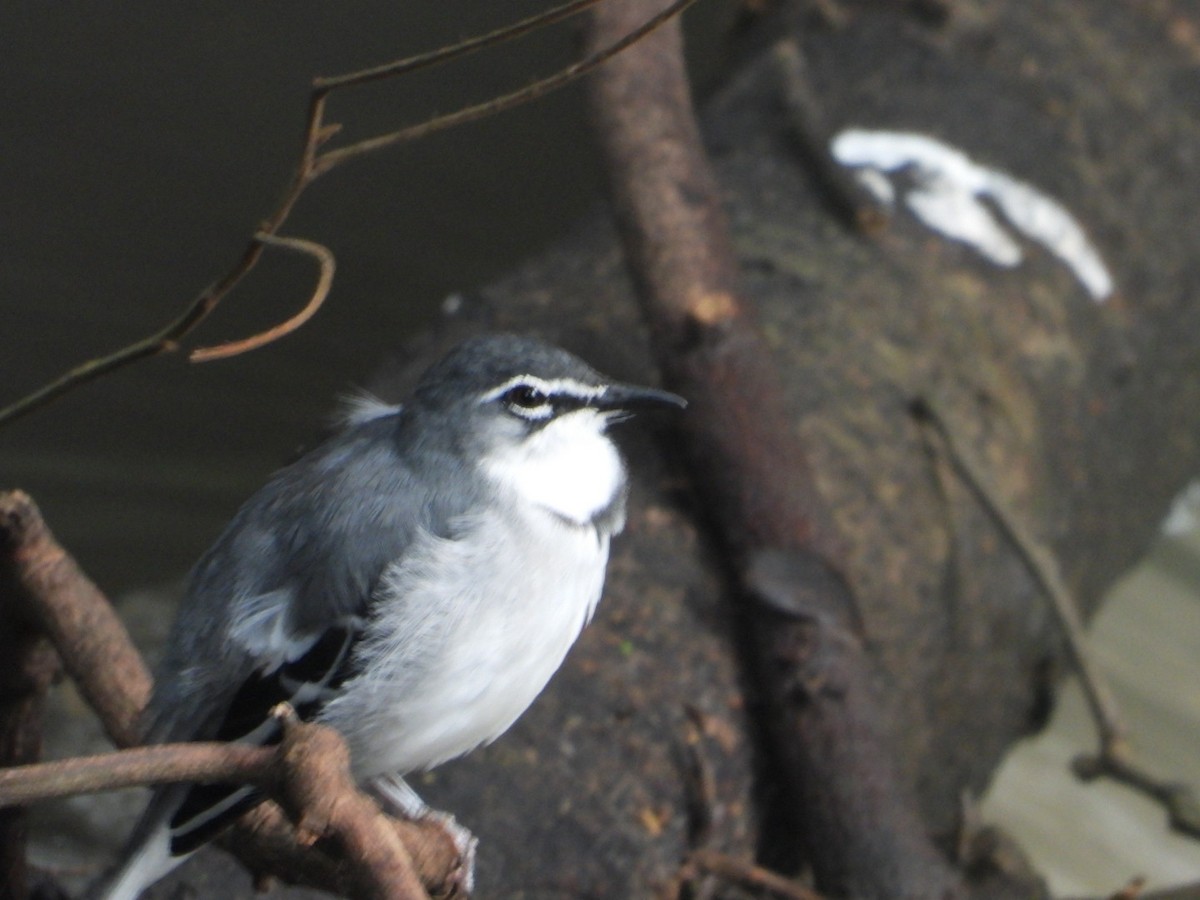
[831,128,1114,301]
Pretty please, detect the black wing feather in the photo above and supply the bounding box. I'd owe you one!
[166,618,361,854]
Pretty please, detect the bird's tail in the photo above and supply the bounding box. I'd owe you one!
[85,779,263,900]
[84,786,188,900]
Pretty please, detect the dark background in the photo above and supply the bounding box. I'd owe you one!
[0,0,736,593]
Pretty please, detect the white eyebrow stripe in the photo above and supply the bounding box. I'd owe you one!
[480,374,607,404]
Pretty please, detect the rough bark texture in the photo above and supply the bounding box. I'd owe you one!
[0,624,58,900]
[0,492,151,751]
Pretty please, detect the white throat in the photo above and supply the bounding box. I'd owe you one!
[481,410,624,526]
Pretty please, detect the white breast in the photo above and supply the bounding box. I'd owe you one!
[481,409,625,525]
[320,501,611,779]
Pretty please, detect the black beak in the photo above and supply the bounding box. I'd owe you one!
[596,382,687,413]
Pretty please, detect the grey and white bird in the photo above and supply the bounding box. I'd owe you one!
[91,333,685,900]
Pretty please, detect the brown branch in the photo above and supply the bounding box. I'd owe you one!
[0,714,452,898]
[0,590,59,900]
[0,743,276,808]
[310,0,703,177]
[1072,751,1200,840]
[0,490,463,896]
[688,849,826,900]
[231,801,461,900]
[0,0,701,428]
[312,0,608,92]
[914,398,1200,842]
[585,2,966,896]
[913,396,1131,757]
[771,37,890,235]
[1,490,150,748]
[190,233,336,363]
[272,705,430,900]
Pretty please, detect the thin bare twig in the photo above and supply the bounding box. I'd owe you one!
[679,705,718,850]
[312,0,608,92]
[914,396,1130,756]
[915,395,1200,841]
[311,0,702,176]
[771,37,889,235]
[1072,751,1200,839]
[0,742,276,807]
[190,233,336,363]
[0,0,701,428]
[688,849,825,900]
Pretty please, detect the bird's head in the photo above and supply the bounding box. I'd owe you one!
[413,333,685,524]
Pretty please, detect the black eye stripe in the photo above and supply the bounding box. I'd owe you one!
[494,381,600,418]
[503,385,548,408]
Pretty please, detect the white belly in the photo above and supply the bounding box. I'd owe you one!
[320,503,609,778]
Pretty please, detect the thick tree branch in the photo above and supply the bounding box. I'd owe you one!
[0,604,58,900]
[272,705,431,900]
[1,490,150,749]
[584,3,966,896]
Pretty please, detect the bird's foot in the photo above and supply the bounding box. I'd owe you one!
[368,773,477,894]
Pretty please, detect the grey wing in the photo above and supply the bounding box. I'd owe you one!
[143,413,473,735]
[91,591,368,896]
[137,413,463,852]
[159,600,365,854]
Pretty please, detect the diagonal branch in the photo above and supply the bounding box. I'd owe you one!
[310,0,702,177]
[312,0,608,92]
[583,2,966,896]
[1,490,151,748]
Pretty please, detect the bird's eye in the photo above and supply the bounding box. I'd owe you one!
[503,385,549,410]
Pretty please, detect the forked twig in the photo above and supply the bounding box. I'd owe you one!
[189,233,335,363]
[0,0,702,428]
[915,395,1200,841]
[309,0,700,177]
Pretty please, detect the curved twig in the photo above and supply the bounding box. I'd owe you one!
[190,234,335,363]
[913,396,1130,755]
[915,396,1200,842]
